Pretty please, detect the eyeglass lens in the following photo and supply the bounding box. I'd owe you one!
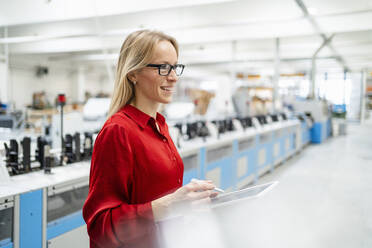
[159,64,184,76]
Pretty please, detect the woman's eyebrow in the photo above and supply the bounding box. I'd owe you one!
[153,61,178,65]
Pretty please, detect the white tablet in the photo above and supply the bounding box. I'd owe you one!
[211,181,278,208]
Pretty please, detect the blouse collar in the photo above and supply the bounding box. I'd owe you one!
[120,104,165,129]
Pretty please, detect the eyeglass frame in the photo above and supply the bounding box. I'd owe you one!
[146,63,185,76]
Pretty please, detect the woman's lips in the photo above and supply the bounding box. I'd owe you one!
[160,86,174,92]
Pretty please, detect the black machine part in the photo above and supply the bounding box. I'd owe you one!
[73,132,81,162]
[238,117,253,129]
[256,115,268,125]
[186,122,198,140]
[226,119,235,131]
[64,134,74,163]
[21,137,31,172]
[270,114,279,122]
[304,112,315,124]
[212,120,227,135]
[196,121,209,138]
[297,114,305,122]
[83,132,93,160]
[174,123,183,136]
[36,136,48,169]
[4,139,19,175]
[44,145,52,174]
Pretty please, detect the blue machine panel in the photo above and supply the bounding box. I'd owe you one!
[202,143,235,190]
[205,158,234,190]
[301,122,309,145]
[199,147,207,180]
[257,132,274,172]
[278,137,286,159]
[0,238,13,248]
[47,185,89,241]
[234,137,257,188]
[183,170,198,185]
[47,211,85,240]
[285,129,296,155]
[280,136,287,156]
[327,119,332,138]
[200,142,236,189]
[20,189,43,248]
[310,122,322,143]
[311,121,328,144]
[182,152,199,185]
[235,150,256,185]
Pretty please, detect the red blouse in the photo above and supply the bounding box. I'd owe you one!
[83,104,184,248]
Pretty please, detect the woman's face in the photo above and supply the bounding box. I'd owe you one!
[132,40,179,105]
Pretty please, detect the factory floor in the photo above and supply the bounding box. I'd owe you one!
[215,120,372,248]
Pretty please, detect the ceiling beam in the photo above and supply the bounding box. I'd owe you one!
[294,0,350,71]
[184,56,340,66]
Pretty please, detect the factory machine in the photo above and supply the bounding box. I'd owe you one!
[270,113,300,167]
[0,194,16,248]
[295,113,314,147]
[0,130,94,248]
[0,110,312,248]
[0,162,91,248]
[293,100,331,144]
[253,114,275,177]
[1,132,94,177]
[170,112,302,190]
[232,116,257,189]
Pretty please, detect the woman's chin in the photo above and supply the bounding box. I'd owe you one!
[159,96,173,104]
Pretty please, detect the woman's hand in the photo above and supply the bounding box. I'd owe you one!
[151,179,218,221]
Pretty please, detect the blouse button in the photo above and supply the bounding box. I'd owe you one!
[178,179,181,183]
[163,138,167,142]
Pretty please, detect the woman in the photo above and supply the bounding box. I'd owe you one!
[83,30,217,248]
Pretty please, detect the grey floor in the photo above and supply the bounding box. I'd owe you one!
[214,121,372,248]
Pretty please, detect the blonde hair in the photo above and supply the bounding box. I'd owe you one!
[107,30,179,117]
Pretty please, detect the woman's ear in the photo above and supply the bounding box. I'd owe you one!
[127,71,137,83]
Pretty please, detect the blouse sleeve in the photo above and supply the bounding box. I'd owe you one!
[83,123,155,248]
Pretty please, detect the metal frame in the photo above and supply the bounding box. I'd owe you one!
[47,177,89,196]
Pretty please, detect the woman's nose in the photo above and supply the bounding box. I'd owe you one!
[167,69,178,81]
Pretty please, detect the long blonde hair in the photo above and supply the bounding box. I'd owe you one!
[107,30,179,117]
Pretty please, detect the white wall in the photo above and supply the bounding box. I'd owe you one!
[180,66,236,117]
[8,62,114,110]
[348,72,363,120]
[84,67,113,97]
[0,61,8,103]
[9,65,74,109]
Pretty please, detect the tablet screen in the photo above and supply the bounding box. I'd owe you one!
[211,181,277,206]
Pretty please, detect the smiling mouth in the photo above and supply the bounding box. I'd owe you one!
[160,86,174,92]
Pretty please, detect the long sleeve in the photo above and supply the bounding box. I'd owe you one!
[83,123,155,248]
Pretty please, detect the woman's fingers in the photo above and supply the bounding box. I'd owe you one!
[190,179,215,191]
[173,179,219,204]
[209,191,218,198]
[187,189,212,201]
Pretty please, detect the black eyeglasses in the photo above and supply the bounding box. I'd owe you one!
[146,63,185,76]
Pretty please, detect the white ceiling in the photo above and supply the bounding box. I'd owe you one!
[1,0,372,74]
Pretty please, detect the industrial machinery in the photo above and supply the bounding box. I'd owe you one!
[293,100,331,143]
[237,116,254,130]
[2,131,95,177]
[0,108,309,248]
[0,196,15,248]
